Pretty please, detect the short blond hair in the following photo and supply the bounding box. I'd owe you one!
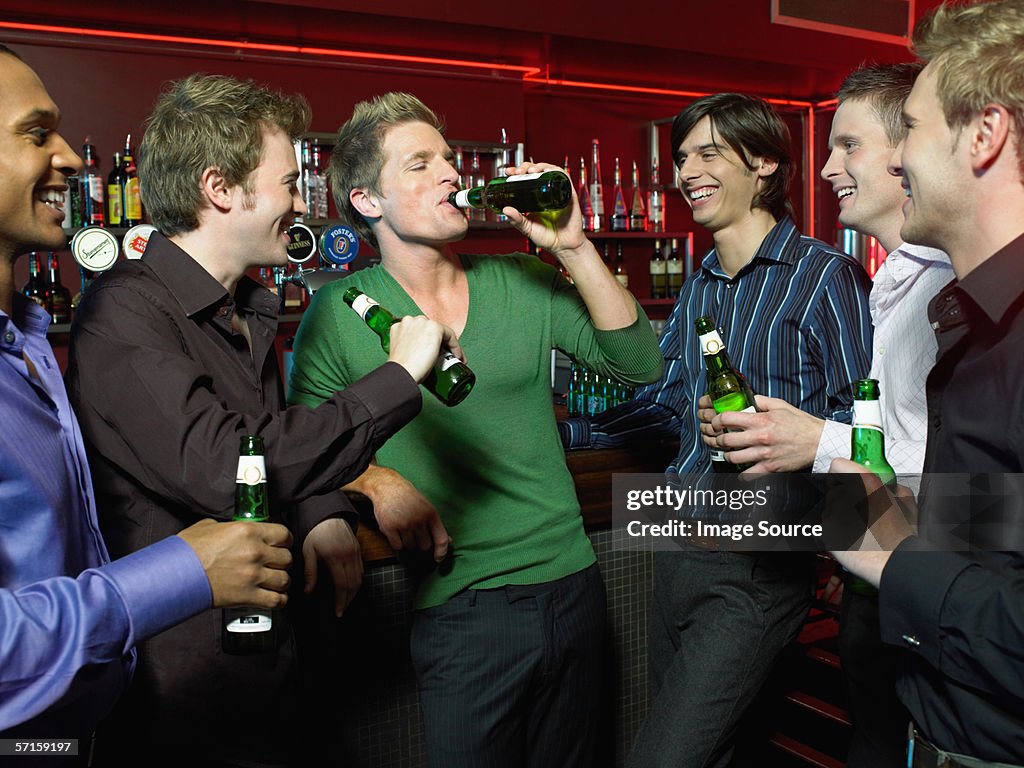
[913,0,1024,177]
[139,74,310,236]
[329,92,443,249]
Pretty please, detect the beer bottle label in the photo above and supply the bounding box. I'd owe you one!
[698,330,725,356]
[350,293,378,320]
[439,351,461,371]
[223,607,273,633]
[236,455,267,485]
[852,399,883,432]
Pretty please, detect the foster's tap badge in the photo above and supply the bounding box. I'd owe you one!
[70,227,119,272]
[286,222,318,264]
[319,224,359,267]
[123,224,157,260]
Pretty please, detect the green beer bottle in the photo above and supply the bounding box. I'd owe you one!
[847,378,897,596]
[343,287,476,407]
[448,170,571,214]
[222,435,278,655]
[695,315,756,473]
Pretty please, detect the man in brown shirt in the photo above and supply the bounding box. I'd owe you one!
[66,74,461,766]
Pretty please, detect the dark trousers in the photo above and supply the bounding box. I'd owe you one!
[410,564,606,768]
[626,549,814,768]
[840,579,910,768]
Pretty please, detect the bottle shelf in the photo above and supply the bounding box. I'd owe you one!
[588,230,690,240]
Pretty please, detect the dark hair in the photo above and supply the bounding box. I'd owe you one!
[837,63,923,145]
[671,93,794,220]
[0,44,22,60]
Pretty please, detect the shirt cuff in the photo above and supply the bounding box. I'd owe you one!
[294,490,359,546]
[813,419,851,473]
[592,307,664,383]
[878,536,974,667]
[103,535,212,650]
[338,361,422,443]
[558,416,593,450]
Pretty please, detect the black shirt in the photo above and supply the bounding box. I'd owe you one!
[879,233,1024,762]
[65,232,422,763]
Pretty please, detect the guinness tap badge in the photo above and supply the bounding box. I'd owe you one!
[70,227,119,273]
[286,222,317,264]
[319,224,359,267]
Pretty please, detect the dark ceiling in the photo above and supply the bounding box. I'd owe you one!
[7,0,942,99]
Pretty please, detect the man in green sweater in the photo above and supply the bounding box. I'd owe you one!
[288,92,663,767]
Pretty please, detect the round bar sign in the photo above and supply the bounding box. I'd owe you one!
[319,224,359,267]
[122,224,157,260]
[286,223,318,264]
[70,227,119,272]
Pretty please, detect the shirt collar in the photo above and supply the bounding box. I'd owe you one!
[701,216,800,279]
[956,231,1024,325]
[0,293,52,352]
[141,231,278,319]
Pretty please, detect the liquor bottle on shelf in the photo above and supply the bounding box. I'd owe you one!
[64,173,82,229]
[695,314,757,473]
[301,139,325,220]
[562,155,571,176]
[81,139,105,227]
[649,239,667,299]
[122,134,143,227]
[22,252,47,309]
[578,158,598,232]
[613,243,629,288]
[450,170,571,214]
[106,151,124,228]
[312,139,329,219]
[601,242,610,265]
[648,156,665,233]
[44,252,72,324]
[629,160,648,232]
[342,287,476,407]
[469,149,487,223]
[610,158,629,232]
[589,139,605,231]
[495,128,512,178]
[454,147,466,192]
[222,435,279,655]
[666,237,683,298]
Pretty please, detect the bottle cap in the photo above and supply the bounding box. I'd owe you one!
[318,224,359,267]
[70,227,119,272]
[122,224,157,260]
[286,222,318,264]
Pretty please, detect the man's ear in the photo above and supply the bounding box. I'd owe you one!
[350,186,381,218]
[755,156,779,178]
[199,167,234,212]
[969,104,1011,172]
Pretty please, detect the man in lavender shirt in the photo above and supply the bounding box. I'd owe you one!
[0,45,294,756]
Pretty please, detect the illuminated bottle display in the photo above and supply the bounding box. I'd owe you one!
[578,158,598,232]
[629,160,648,232]
[22,252,47,309]
[106,151,124,227]
[222,435,278,655]
[343,287,475,407]
[696,314,756,473]
[44,252,72,324]
[648,156,665,233]
[81,139,105,227]
[610,158,629,232]
[450,171,571,214]
[649,239,667,300]
[666,237,683,298]
[589,139,605,231]
[850,378,897,488]
[122,134,143,227]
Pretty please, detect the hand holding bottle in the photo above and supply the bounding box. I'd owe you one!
[502,161,588,256]
[177,518,293,609]
[388,315,465,385]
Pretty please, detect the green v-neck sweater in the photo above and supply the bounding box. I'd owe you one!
[288,253,663,608]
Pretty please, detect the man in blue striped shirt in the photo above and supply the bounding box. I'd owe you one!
[560,93,872,768]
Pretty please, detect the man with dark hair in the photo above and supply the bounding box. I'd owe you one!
[559,92,873,768]
[0,46,294,755]
[833,1,1024,764]
[702,63,953,768]
[66,75,461,766]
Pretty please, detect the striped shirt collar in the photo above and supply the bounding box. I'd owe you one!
[700,216,801,280]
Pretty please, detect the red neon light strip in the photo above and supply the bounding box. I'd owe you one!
[806,106,816,238]
[0,20,541,75]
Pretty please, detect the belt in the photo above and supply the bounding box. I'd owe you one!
[910,729,1024,768]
